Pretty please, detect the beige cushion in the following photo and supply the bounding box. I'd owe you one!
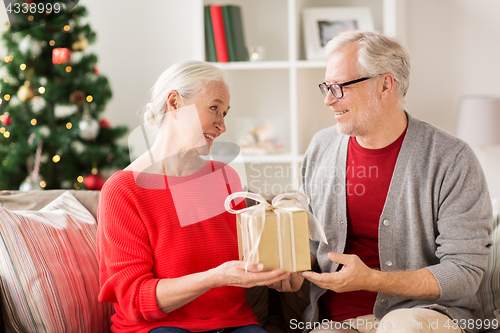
[0,190,100,220]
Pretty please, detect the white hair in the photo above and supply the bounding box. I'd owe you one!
[324,30,410,105]
[142,60,229,129]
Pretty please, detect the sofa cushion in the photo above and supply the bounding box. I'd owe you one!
[0,190,100,220]
[0,191,112,333]
[477,198,500,327]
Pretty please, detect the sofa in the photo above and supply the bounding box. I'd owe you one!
[0,189,498,333]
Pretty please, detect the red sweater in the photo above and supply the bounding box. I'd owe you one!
[97,161,257,333]
[321,130,406,322]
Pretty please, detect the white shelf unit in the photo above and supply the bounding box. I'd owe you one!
[192,0,406,198]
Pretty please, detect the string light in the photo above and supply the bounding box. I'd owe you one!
[40,181,46,188]
[4,131,10,138]
[28,15,34,21]
[49,40,55,46]
[0,100,2,105]
[31,119,37,125]
[74,183,80,189]
[3,78,8,83]
[20,64,26,70]
[38,87,45,94]
[77,176,83,183]
[2,160,7,166]
[66,122,72,129]
[9,55,13,61]
[4,94,10,101]
[86,95,93,102]
[3,56,10,63]
[65,66,72,72]
[0,127,5,133]
[52,155,61,163]
[63,25,70,31]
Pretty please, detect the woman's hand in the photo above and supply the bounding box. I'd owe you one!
[211,261,290,289]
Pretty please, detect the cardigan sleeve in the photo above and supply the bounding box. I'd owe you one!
[425,144,493,301]
[97,173,168,323]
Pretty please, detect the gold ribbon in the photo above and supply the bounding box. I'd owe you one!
[224,192,328,271]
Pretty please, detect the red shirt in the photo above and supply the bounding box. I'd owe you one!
[321,130,406,322]
[97,161,256,333]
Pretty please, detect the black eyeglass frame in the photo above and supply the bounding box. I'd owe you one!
[319,74,384,99]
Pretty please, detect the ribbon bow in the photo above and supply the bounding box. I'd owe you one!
[224,192,327,271]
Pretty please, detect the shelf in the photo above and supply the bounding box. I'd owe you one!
[194,0,406,193]
[211,60,327,70]
[212,61,291,70]
[210,154,298,164]
[296,60,327,68]
[239,154,297,163]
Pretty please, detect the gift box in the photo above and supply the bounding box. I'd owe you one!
[225,192,327,272]
[236,209,310,272]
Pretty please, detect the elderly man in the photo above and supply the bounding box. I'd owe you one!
[273,30,492,333]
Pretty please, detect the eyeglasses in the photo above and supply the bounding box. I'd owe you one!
[319,74,383,99]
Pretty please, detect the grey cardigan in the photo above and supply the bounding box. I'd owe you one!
[301,113,492,333]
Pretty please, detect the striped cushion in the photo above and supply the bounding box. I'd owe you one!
[0,191,113,332]
[477,198,500,322]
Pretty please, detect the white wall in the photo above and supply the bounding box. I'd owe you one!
[405,0,500,197]
[1,0,499,197]
[84,0,194,146]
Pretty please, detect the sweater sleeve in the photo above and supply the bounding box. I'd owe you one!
[425,144,493,301]
[97,174,168,323]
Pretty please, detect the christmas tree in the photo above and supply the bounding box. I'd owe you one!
[0,2,129,190]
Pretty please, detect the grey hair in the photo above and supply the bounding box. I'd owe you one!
[142,60,229,129]
[324,30,410,105]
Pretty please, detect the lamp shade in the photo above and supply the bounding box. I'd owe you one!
[456,96,500,146]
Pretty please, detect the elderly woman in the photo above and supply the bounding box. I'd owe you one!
[97,60,289,333]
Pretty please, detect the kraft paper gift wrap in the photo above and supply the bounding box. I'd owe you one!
[224,192,328,272]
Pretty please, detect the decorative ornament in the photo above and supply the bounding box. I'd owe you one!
[20,141,44,191]
[19,172,43,191]
[70,90,86,105]
[54,104,78,118]
[52,48,72,64]
[71,35,88,51]
[78,113,100,140]
[71,140,85,154]
[19,35,42,57]
[31,96,46,113]
[71,51,83,63]
[38,125,50,138]
[8,96,20,106]
[1,113,12,126]
[99,119,111,128]
[84,166,105,190]
[17,81,35,102]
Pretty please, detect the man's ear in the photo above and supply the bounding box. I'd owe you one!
[166,90,181,111]
[380,73,395,99]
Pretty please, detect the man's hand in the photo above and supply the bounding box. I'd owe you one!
[301,252,374,293]
[268,272,304,292]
